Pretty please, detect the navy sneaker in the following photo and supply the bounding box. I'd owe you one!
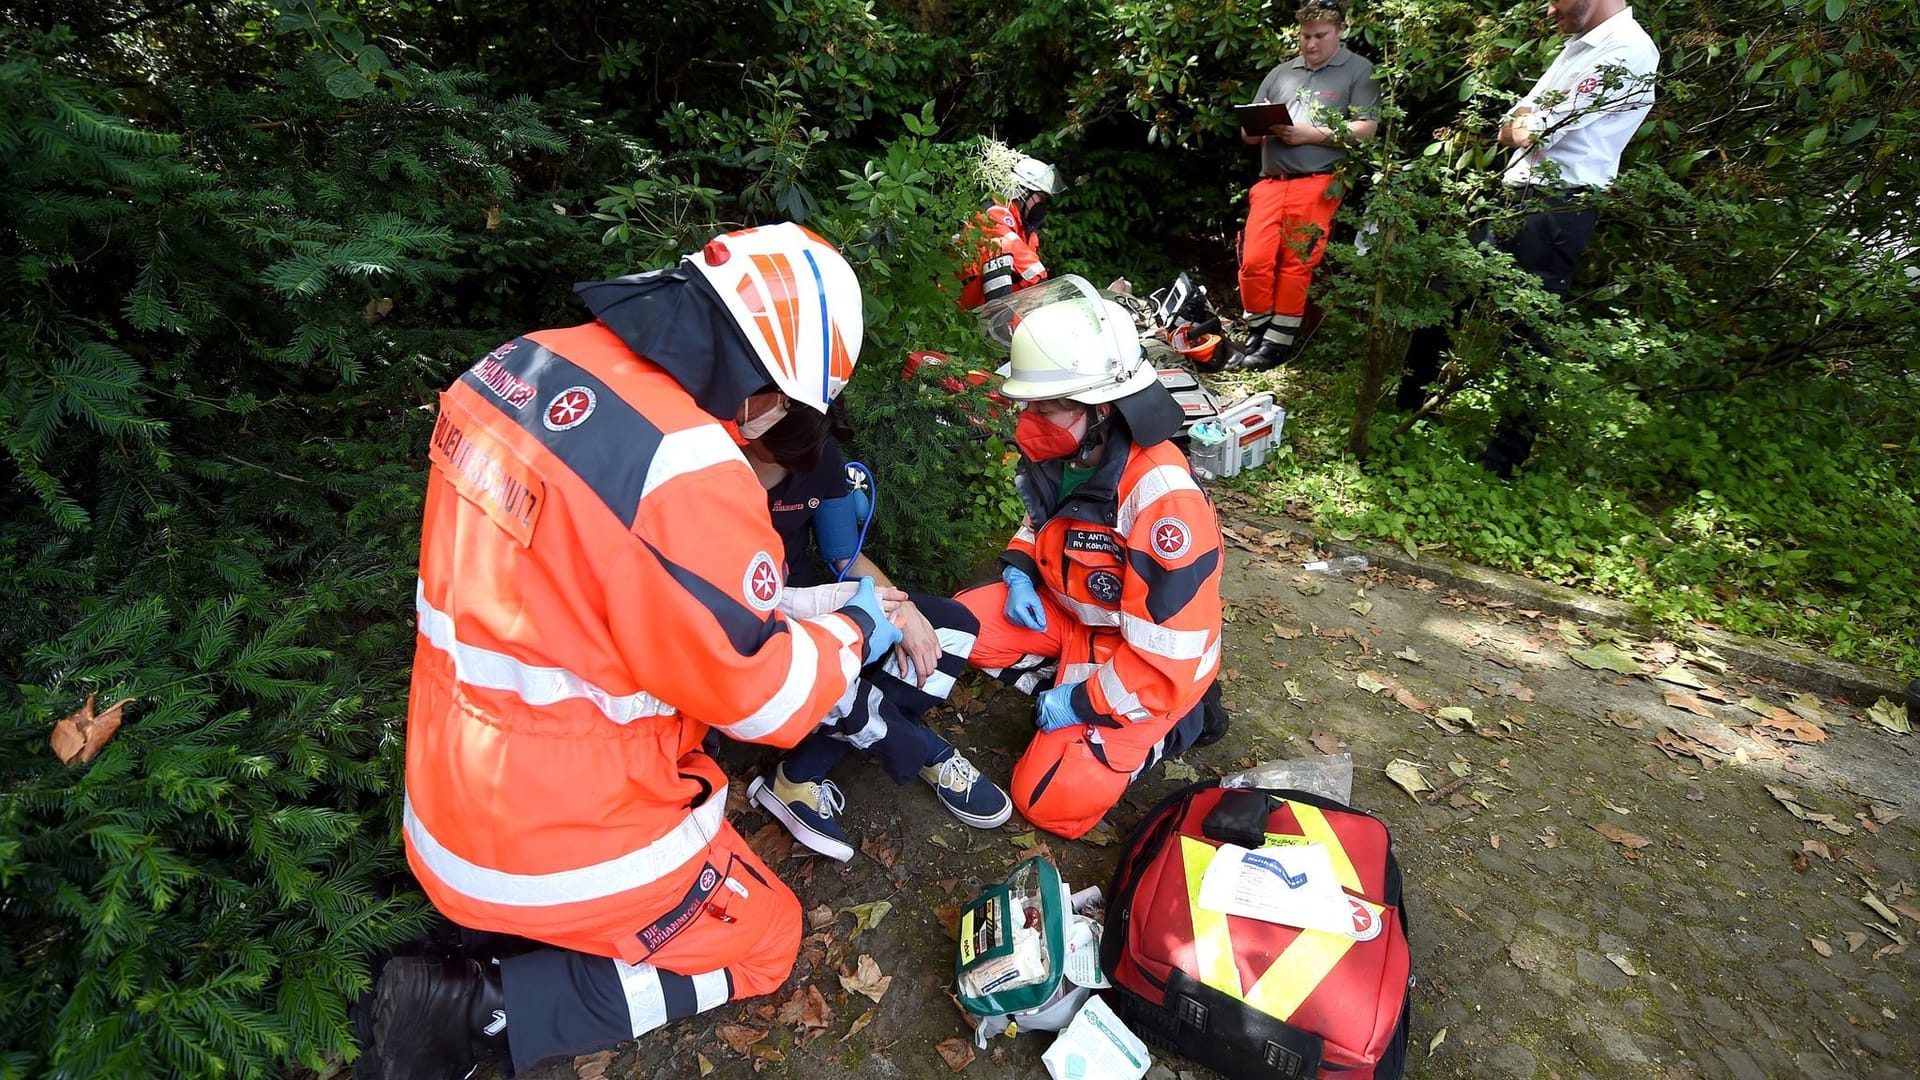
[919,738,1012,829]
[749,764,854,862]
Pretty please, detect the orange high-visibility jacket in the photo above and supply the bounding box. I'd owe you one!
[1001,436,1223,765]
[957,200,1047,309]
[405,321,872,950]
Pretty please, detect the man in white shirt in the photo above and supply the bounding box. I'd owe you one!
[1397,0,1658,475]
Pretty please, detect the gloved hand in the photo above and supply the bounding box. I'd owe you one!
[1035,681,1082,733]
[1001,566,1048,632]
[841,576,903,666]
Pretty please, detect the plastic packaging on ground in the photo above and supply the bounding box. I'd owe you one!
[1042,996,1151,1080]
[1219,752,1354,805]
[1303,555,1369,573]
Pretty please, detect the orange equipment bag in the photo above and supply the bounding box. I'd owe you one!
[1101,782,1412,1079]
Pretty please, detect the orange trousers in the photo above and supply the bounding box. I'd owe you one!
[1237,173,1340,320]
[958,583,1182,840]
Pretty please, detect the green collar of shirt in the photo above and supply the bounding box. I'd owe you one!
[1285,45,1354,73]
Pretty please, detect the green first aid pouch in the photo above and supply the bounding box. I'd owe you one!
[956,857,1068,1017]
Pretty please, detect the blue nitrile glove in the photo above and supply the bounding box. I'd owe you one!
[1035,681,1082,732]
[1001,566,1048,632]
[840,576,903,665]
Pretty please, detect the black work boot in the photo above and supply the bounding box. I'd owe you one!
[362,957,509,1080]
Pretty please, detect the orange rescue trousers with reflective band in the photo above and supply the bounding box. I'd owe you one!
[958,582,1189,840]
[1237,173,1340,326]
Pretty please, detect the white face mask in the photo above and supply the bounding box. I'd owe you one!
[737,396,790,440]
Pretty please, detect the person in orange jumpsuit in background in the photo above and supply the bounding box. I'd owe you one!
[956,154,1064,309]
[956,278,1229,840]
[1231,0,1380,370]
[360,223,904,1080]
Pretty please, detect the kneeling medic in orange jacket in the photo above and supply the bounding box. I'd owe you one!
[362,223,905,1080]
[955,277,1229,841]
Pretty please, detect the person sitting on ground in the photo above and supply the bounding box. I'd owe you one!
[954,278,1229,840]
[744,399,1012,860]
[956,153,1064,310]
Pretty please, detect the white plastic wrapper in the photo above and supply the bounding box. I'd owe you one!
[1219,752,1354,805]
[1042,996,1151,1080]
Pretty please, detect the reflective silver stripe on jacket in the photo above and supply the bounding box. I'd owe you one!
[1120,613,1212,661]
[416,581,673,725]
[1115,464,1202,535]
[404,785,725,907]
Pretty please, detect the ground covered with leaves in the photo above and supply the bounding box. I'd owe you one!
[511,517,1916,1080]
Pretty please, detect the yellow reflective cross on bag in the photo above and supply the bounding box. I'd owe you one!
[1177,832,1383,1022]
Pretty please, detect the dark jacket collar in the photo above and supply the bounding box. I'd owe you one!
[573,266,772,420]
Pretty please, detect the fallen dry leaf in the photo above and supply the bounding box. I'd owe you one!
[49,694,132,766]
[1661,691,1716,718]
[1310,730,1345,754]
[840,1010,874,1043]
[1394,646,1423,664]
[1162,760,1201,782]
[1862,895,1901,926]
[716,1024,770,1056]
[1846,932,1870,954]
[1606,953,1639,977]
[1803,840,1834,860]
[746,822,793,866]
[1652,664,1709,690]
[1593,823,1653,849]
[935,1036,976,1071]
[1569,642,1640,674]
[840,953,893,1003]
[841,900,892,940]
[573,1049,616,1080]
[861,833,902,869]
[1429,1026,1447,1053]
[1809,937,1833,958]
[1605,710,1644,730]
[807,904,836,930]
[934,902,962,940]
[1385,759,1432,801]
[1874,944,1909,960]
[1865,697,1910,735]
[776,983,834,1045]
[1756,709,1827,743]
[1357,671,1389,694]
[1271,624,1303,640]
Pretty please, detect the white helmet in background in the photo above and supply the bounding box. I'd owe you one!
[1006,155,1064,199]
[998,276,1155,405]
[686,222,864,413]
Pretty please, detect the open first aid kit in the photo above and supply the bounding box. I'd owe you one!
[1100,781,1412,1079]
[956,857,1111,1048]
[1187,392,1285,480]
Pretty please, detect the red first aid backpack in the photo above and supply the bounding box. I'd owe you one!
[1100,782,1412,1079]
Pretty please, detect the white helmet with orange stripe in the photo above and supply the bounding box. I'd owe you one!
[687,223,864,413]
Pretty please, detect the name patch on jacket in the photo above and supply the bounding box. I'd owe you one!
[431,401,546,546]
[1065,529,1124,558]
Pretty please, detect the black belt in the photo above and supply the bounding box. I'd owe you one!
[1264,170,1332,181]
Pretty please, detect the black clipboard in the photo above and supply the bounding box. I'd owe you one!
[1235,101,1295,133]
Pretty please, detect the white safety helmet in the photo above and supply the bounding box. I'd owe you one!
[998,276,1155,405]
[1006,155,1064,199]
[685,222,864,413]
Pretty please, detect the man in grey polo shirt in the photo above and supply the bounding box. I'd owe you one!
[1232,0,1380,370]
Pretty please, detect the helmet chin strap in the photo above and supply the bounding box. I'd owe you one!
[1068,406,1110,465]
